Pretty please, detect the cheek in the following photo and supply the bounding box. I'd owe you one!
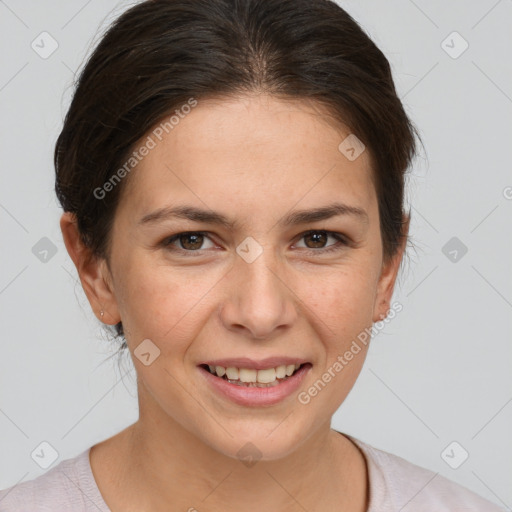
[116,263,222,351]
[296,272,374,412]
[296,264,377,343]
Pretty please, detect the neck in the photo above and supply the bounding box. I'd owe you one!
[93,390,368,511]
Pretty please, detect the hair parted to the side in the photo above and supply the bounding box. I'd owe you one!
[55,0,421,356]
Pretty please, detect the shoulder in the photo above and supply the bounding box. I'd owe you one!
[346,434,506,512]
[0,448,109,512]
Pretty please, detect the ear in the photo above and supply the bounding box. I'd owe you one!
[372,214,410,322]
[60,212,121,325]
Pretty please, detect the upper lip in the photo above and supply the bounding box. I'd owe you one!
[198,357,310,370]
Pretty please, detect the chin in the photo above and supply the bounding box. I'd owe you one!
[200,420,312,463]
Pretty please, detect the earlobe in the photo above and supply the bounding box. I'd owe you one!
[372,256,398,323]
[372,214,410,323]
[59,212,121,325]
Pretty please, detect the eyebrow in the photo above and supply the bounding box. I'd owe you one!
[138,202,369,229]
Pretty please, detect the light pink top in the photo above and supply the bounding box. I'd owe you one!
[0,434,506,511]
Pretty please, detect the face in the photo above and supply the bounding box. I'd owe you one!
[67,93,405,461]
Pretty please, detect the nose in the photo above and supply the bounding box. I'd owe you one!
[219,248,298,340]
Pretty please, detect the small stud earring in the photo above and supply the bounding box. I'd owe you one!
[100,310,104,317]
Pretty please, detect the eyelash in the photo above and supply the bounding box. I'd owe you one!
[161,230,349,256]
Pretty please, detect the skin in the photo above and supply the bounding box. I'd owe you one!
[61,92,409,512]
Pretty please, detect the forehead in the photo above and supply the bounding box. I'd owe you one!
[119,93,376,221]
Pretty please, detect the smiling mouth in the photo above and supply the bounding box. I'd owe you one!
[199,363,310,388]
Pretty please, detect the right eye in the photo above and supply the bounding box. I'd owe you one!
[161,231,217,254]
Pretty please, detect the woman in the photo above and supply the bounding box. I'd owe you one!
[0,0,505,510]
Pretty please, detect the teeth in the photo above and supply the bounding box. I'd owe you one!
[227,379,281,388]
[239,368,257,383]
[225,367,239,380]
[275,365,286,379]
[256,368,276,383]
[205,363,304,383]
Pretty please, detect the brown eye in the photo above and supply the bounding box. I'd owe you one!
[163,231,215,252]
[294,230,348,254]
[178,233,204,250]
[303,231,328,249]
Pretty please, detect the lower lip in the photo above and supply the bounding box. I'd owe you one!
[198,364,312,407]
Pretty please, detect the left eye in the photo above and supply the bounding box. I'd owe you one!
[161,230,347,255]
[294,230,347,252]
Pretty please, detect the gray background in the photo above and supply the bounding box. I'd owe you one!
[0,0,511,508]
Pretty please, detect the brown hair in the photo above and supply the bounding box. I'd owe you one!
[55,0,420,352]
